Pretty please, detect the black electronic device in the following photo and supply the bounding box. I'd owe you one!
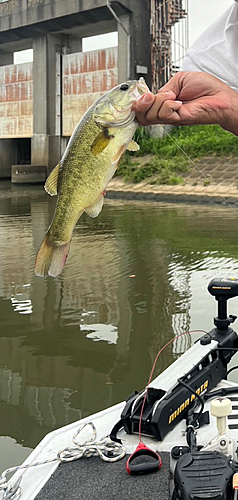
[115,278,238,442]
[172,450,237,500]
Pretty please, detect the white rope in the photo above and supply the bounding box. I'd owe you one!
[0,422,126,500]
[57,422,126,463]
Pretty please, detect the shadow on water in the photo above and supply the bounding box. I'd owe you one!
[1,180,238,470]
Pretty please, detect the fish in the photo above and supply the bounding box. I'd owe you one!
[35,77,149,278]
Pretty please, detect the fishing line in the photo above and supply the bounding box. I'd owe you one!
[126,330,209,474]
[138,329,209,442]
[161,126,237,211]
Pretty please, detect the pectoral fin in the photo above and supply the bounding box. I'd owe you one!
[127,140,140,152]
[91,129,114,156]
[45,163,61,196]
[84,193,105,218]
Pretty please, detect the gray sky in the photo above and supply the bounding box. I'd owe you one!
[14,0,233,63]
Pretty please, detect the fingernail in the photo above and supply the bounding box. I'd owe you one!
[140,93,153,103]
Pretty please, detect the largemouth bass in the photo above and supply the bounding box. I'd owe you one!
[35,77,149,278]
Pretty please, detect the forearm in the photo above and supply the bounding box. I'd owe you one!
[218,89,238,136]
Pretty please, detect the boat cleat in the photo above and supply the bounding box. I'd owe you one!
[202,397,236,458]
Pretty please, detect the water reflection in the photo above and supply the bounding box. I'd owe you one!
[80,323,118,344]
[1,180,238,471]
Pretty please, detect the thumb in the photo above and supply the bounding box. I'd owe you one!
[158,74,182,99]
[159,90,176,100]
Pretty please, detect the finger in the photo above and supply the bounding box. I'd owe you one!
[133,92,156,126]
[134,91,176,126]
[145,99,182,124]
[157,72,186,98]
[158,100,183,122]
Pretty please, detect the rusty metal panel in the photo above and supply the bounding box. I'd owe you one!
[63,47,118,137]
[0,62,33,138]
[0,48,118,139]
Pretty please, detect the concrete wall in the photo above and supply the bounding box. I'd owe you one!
[0,62,33,138]
[0,0,151,177]
[0,0,125,34]
[0,47,117,140]
[63,47,118,136]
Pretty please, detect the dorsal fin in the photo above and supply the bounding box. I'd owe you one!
[44,162,61,196]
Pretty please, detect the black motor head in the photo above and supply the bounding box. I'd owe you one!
[207,278,238,331]
[208,277,238,299]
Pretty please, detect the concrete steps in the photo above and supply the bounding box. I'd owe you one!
[11,165,46,184]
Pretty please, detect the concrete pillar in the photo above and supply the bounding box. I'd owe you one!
[32,33,82,174]
[62,35,82,55]
[32,35,48,168]
[0,51,13,66]
[128,0,151,89]
[47,34,62,172]
[32,34,62,174]
[117,15,130,83]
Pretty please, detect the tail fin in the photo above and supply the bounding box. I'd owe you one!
[35,235,71,277]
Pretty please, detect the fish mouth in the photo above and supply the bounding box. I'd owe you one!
[136,77,150,96]
[110,78,150,113]
[124,78,150,102]
[106,79,150,127]
[95,78,150,129]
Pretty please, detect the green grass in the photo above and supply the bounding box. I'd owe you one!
[135,124,238,157]
[116,124,238,184]
[117,154,189,184]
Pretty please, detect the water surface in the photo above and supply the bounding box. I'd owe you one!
[1,180,238,473]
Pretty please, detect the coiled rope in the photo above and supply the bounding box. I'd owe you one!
[0,422,126,500]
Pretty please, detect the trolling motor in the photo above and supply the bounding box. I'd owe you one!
[110,278,238,498]
[114,278,238,443]
[171,279,238,500]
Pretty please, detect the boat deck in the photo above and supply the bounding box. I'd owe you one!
[10,381,237,499]
[35,452,171,500]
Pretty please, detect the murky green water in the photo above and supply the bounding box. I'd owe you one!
[1,180,238,473]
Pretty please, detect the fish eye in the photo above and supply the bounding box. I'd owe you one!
[120,83,129,91]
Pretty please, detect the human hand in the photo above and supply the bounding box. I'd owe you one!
[133,71,238,136]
